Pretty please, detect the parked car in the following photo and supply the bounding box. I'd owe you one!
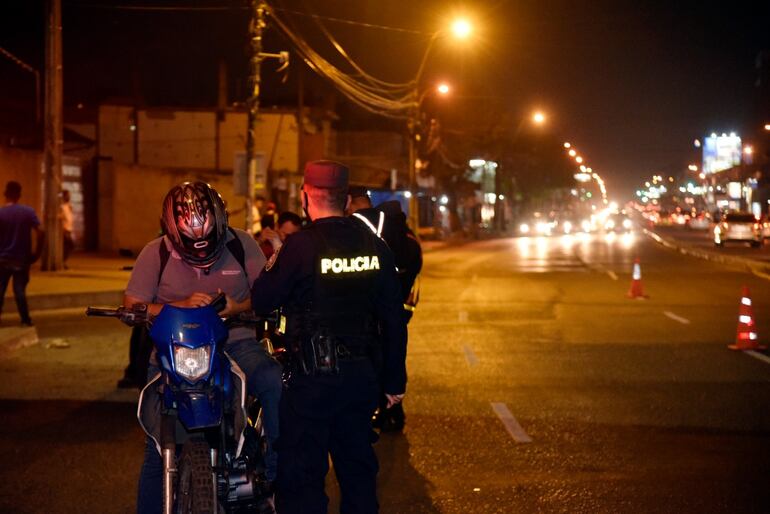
[713,212,762,247]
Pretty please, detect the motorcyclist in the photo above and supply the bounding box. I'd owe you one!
[123,182,282,514]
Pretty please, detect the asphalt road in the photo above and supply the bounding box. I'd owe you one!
[2,230,770,513]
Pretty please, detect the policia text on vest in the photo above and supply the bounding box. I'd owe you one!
[320,255,380,274]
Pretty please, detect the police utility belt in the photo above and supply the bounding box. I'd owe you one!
[296,328,372,376]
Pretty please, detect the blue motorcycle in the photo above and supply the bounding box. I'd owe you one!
[87,295,280,514]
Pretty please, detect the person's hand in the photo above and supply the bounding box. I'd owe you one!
[257,227,277,243]
[385,393,405,409]
[175,292,213,309]
[216,288,239,318]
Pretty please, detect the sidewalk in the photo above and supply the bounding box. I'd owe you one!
[3,253,134,313]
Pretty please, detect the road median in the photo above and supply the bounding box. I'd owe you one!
[643,228,770,280]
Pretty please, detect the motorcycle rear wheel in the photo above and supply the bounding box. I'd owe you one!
[175,439,216,514]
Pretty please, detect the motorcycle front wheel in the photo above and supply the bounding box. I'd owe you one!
[175,438,216,514]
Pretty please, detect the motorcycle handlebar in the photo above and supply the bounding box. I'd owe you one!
[85,307,121,317]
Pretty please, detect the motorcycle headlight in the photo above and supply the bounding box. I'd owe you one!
[173,345,212,383]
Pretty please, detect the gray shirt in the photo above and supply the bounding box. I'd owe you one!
[125,228,266,343]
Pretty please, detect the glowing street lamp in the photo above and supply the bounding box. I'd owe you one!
[532,111,546,124]
[764,124,770,131]
[437,83,450,95]
[563,142,571,149]
[568,149,577,157]
[744,145,753,155]
[451,18,472,39]
[575,156,583,164]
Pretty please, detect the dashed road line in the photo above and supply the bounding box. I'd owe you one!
[490,402,532,443]
[663,311,690,325]
[746,350,770,365]
[607,270,618,281]
[463,345,478,366]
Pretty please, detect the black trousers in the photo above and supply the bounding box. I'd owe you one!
[0,263,31,324]
[276,360,380,514]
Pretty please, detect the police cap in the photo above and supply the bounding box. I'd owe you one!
[303,160,349,189]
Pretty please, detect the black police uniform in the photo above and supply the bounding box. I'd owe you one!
[251,215,407,514]
[352,202,422,432]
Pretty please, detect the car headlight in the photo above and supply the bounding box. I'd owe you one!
[519,223,530,234]
[536,222,550,234]
[605,220,615,230]
[623,219,632,229]
[581,220,592,232]
[174,345,212,383]
[563,221,572,233]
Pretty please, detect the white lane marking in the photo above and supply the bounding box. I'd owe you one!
[490,402,532,443]
[607,271,618,281]
[663,311,690,325]
[746,350,770,365]
[458,310,468,323]
[463,345,478,366]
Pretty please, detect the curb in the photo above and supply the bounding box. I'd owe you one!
[26,290,125,312]
[0,326,39,357]
[643,228,770,280]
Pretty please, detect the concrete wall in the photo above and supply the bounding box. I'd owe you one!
[0,146,44,213]
[98,104,299,176]
[98,105,135,164]
[139,109,217,169]
[100,162,247,254]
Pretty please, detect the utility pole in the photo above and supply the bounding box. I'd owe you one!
[407,114,419,231]
[42,0,63,271]
[245,0,267,234]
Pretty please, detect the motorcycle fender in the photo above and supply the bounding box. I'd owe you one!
[225,351,248,459]
[137,371,163,455]
[177,390,223,430]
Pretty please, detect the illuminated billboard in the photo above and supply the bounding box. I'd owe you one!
[703,133,742,174]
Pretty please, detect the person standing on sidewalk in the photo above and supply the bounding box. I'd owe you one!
[60,189,74,268]
[0,181,44,327]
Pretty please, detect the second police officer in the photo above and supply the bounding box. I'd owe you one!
[250,160,407,514]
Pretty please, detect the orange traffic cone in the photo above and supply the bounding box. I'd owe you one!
[627,258,647,299]
[728,286,767,350]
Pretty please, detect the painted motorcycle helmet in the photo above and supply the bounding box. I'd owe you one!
[161,182,228,267]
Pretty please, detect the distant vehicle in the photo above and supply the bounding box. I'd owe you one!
[519,212,554,236]
[713,212,762,247]
[686,212,711,231]
[603,213,632,233]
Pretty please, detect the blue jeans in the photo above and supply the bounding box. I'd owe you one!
[0,263,31,325]
[136,338,282,514]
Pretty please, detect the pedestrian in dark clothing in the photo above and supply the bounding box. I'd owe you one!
[251,161,407,514]
[353,199,423,432]
[0,181,44,326]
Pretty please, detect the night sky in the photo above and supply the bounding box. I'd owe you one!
[2,0,769,197]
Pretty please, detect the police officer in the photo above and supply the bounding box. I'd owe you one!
[348,193,423,432]
[250,160,407,514]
